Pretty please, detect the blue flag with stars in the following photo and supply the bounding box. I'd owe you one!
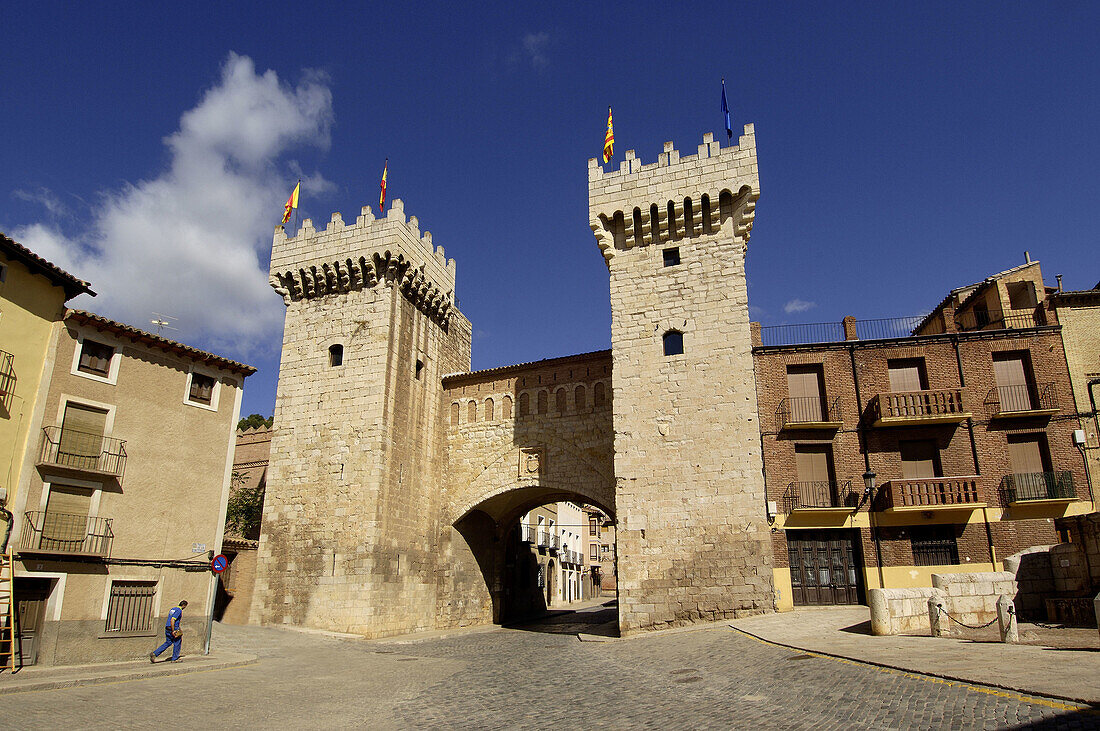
[721,79,732,141]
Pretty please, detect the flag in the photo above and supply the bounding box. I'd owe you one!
[721,78,732,142]
[603,106,614,163]
[379,159,388,214]
[281,181,300,224]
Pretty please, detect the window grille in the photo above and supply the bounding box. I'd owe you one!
[105,581,157,633]
[189,374,215,404]
[911,526,959,567]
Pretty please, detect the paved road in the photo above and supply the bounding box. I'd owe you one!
[5,601,1097,729]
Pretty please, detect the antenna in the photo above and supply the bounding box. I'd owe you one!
[150,312,179,335]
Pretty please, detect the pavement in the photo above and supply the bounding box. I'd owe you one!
[728,605,1100,705]
[1,601,1098,729]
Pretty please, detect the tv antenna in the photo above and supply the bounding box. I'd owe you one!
[150,312,179,335]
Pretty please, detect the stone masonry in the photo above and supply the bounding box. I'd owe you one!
[588,126,774,634]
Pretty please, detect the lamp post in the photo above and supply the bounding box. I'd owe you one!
[863,470,877,497]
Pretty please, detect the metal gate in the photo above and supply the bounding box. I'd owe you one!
[787,530,863,606]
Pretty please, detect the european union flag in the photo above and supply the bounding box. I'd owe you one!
[721,78,732,142]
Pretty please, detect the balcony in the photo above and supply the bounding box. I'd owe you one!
[776,397,842,430]
[549,534,561,552]
[38,426,127,485]
[986,383,1059,419]
[955,308,1047,333]
[19,511,114,557]
[0,349,14,403]
[999,472,1077,505]
[871,388,970,426]
[536,530,549,548]
[880,476,984,511]
[520,524,535,543]
[783,481,860,514]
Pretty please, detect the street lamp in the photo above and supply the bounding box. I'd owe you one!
[863,470,877,496]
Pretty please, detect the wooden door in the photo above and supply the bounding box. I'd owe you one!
[787,531,862,606]
[787,366,825,422]
[888,359,927,392]
[14,578,51,667]
[1007,434,1052,499]
[993,353,1033,411]
[794,445,836,507]
[899,440,941,479]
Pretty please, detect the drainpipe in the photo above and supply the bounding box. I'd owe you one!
[849,344,884,589]
[953,336,996,566]
[0,502,12,553]
[1084,379,1099,507]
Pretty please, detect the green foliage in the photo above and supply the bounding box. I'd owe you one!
[226,471,265,539]
[237,413,273,431]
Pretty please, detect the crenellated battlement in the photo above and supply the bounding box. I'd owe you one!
[588,125,759,264]
[268,198,458,327]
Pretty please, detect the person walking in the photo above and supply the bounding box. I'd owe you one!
[150,600,188,663]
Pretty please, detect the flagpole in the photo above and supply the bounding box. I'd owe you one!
[294,178,301,234]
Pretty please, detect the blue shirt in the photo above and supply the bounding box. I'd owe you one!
[165,606,183,631]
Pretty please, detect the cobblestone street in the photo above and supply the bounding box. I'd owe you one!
[5,602,1098,729]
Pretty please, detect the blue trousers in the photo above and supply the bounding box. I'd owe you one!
[153,627,181,660]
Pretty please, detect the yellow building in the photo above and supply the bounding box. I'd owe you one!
[1050,284,1100,503]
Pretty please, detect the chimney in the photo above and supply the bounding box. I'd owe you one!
[1056,274,1063,293]
[1025,251,1032,264]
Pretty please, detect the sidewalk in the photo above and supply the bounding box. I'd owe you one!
[0,649,258,695]
[728,606,1100,705]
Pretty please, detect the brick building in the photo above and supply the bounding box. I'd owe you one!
[753,258,1094,609]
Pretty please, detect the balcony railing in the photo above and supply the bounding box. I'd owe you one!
[549,534,561,551]
[520,524,535,543]
[38,426,127,482]
[955,308,1047,333]
[537,530,548,548]
[880,476,982,510]
[20,511,114,556]
[776,397,841,430]
[986,383,1058,417]
[1000,472,1076,504]
[0,349,14,401]
[871,388,969,426]
[783,481,859,513]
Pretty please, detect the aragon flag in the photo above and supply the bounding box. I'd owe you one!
[603,106,614,163]
[281,181,300,224]
[379,159,388,214]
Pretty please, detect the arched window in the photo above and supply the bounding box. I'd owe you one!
[663,330,684,356]
[502,395,513,419]
[667,200,679,241]
[574,384,586,411]
[518,392,530,416]
[650,204,661,245]
[328,344,343,367]
[485,397,494,421]
[537,390,548,415]
[632,207,644,248]
[450,402,460,426]
[700,193,712,235]
[594,381,606,408]
[467,400,477,423]
[555,388,567,414]
[683,197,695,238]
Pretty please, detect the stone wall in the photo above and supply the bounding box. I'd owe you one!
[589,127,773,634]
[869,571,1017,636]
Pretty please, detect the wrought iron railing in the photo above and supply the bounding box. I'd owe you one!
[537,530,549,548]
[880,476,982,509]
[0,350,14,401]
[776,396,841,429]
[782,481,859,512]
[872,388,967,422]
[849,316,927,340]
[985,383,1057,415]
[955,308,1047,332]
[1000,472,1076,503]
[20,511,114,556]
[549,534,561,551]
[520,524,535,543]
[758,322,845,347]
[39,426,127,479]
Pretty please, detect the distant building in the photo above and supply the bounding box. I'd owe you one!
[216,425,271,625]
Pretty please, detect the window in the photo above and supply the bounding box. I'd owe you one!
[485,398,494,421]
[450,402,460,426]
[415,359,424,380]
[105,581,157,633]
[663,330,684,356]
[518,392,530,416]
[786,364,826,422]
[662,247,680,267]
[1007,281,1037,310]
[910,525,959,566]
[78,339,114,376]
[574,385,586,411]
[467,400,476,423]
[58,402,107,470]
[188,373,216,405]
[601,544,610,556]
[40,485,94,552]
[887,358,928,392]
[328,344,343,367]
[899,439,942,479]
[589,518,598,536]
[590,544,599,561]
[555,388,566,414]
[993,351,1035,411]
[502,395,513,419]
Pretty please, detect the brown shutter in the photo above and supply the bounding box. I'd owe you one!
[888,360,926,392]
[1007,435,1046,474]
[993,353,1031,411]
[787,365,824,421]
[59,404,108,468]
[795,445,833,482]
[900,440,939,479]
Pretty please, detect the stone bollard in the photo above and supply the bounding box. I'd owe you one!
[928,591,947,637]
[997,595,1018,643]
[868,589,891,636]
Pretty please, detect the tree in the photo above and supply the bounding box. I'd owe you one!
[237,413,273,431]
[226,471,265,539]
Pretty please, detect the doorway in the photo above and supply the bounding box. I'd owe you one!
[14,578,52,666]
[787,530,863,606]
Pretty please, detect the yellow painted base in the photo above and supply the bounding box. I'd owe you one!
[773,568,794,612]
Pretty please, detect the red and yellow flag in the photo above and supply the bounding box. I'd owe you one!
[281,181,300,224]
[379,159,388,214]
[603,106,614,163]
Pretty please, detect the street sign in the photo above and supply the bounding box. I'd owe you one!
[211,554,228,574]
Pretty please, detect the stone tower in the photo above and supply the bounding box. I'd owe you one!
[589,126,774,634]
[250,201,473,637]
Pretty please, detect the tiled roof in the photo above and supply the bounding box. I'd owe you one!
[67,309,256,377]
[0,232,95,299]
[442,349,612,385]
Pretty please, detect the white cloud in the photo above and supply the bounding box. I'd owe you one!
[522,32,550,69]
[13,187,68,218]
[10,53,333,355]
[784,298,816,314]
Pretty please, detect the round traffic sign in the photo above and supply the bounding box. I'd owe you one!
[211,554,229,573]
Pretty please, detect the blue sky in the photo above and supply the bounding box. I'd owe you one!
[3,2,1099,419]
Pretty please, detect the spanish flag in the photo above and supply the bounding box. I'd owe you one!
[603,107,614,163]
[379,159,388,214]
[281,181,300,224]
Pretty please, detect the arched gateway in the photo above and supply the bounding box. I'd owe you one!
[251,127,773,638]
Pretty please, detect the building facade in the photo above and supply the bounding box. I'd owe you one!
[7,306,251,665]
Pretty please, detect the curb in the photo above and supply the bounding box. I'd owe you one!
[0,655,259,695]
[727,625,1098,708]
